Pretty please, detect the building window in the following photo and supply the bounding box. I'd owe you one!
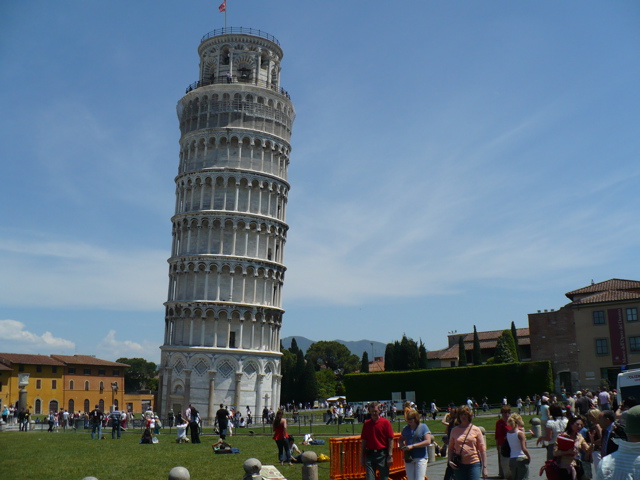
[68,367,76,374]
[0,381,2,392]
[35,399,41,414]
[630,336,640,353]
[84,368,91,375]
[98,369,105,376]
[100,381,104,392]
[36,365,42,373]
[85,381,90,391]
[627,308,638,322]
[68,399,74,413]
[84,399,90,413]
[113,369,119,376]
[52,366,57,373]
[18,364,24,372]
[52,380,57,389]
[36,379,41,389]
[593,311,605,325]
[595,338,609,356]
[69,380,74,390]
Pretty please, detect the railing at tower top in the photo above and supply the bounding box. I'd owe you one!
[201,27,280,46]
[185,76,291,100]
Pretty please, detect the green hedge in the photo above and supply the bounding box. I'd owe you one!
[344,361,553,406]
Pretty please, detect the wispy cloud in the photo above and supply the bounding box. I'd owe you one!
[0,319,75,352]
[0,231,167,310]
[97,330,160,363]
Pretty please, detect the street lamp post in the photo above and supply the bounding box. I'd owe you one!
[110,382,118,412]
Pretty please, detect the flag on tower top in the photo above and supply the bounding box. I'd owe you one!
[219,0,226,12]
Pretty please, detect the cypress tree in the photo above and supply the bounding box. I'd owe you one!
[361,351,370,373]
[472,325,482,365]
[511,321,521,361]
[458,336,468,366]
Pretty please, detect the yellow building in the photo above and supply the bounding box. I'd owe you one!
[0,353,127,415]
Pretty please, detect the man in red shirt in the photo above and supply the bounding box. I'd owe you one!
[495,405,512,479]
[361,402,395,480]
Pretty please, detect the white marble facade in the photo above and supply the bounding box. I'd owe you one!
[159,28,294,421]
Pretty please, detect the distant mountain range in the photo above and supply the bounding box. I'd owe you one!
[282,336,388,360]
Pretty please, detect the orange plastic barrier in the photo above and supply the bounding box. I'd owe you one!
[330,433,408,480]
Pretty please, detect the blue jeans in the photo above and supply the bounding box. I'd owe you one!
[91,422,102,440]
[111,420,121,439]
[454,462,481,480]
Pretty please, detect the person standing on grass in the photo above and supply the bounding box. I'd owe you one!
[216,404,230,440]
[90,404,103,439]
[272,409,292,466]
[110,408,122,439]
[188,404,201,444]
[361,402,395,480]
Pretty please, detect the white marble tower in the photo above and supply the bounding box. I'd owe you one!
[158,27,295,420]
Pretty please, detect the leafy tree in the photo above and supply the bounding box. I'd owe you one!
[361,351,370,373]
[316,368,337,399]
[300,360,318,403]
[384,343,395,371]
[472,326,482,365]
[418,339,428,369]
[511,321,521,361]
[280,347,297,404]
[305,341,359,374]
[458,336,468,366]
[290,337,300,355]
[384,335,422,371]
[116,357,158,392]
[495,330,517,364]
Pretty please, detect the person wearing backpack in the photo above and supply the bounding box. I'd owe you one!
[89,405,103,440]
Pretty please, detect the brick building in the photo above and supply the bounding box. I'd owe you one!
[528,279,640,393]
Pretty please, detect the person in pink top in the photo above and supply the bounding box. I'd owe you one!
[448,406,488,480]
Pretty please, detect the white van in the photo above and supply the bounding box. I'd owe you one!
[617,368,640,405]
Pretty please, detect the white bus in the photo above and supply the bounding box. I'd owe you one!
[617,368,640,405]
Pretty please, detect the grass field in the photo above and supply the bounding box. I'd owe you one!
[0,412,534,480]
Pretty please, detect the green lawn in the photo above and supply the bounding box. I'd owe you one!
[0,413,534,480]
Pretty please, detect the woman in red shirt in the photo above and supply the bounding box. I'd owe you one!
[272,409,292,466]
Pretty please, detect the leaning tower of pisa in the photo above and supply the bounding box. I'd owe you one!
[158,27,295,420]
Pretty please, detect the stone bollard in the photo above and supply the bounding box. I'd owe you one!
[82,477,100,480]
[0,420,4,432]
[428,443,436,463]
[168,466,190,480]
[243,458,263,480]
[300,451,318,480]
[530,418,541,438]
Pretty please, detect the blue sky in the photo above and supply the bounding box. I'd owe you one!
[1,1,639,364]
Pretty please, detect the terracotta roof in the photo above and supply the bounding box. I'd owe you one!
[566,279,640,299]
[427,346,458,360]
[0,353,66,367]
[570,290,640,305]
[50,355,129,367]
[368,359,385,372]
[0,363,12,371]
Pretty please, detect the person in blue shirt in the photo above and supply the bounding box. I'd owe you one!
[399,409,432,480]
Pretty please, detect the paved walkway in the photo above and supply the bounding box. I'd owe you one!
[427,438,548,479]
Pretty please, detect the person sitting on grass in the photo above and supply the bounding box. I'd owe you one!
[140,427,153,444]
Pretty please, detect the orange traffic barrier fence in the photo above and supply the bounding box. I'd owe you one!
[330,433,408,480]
